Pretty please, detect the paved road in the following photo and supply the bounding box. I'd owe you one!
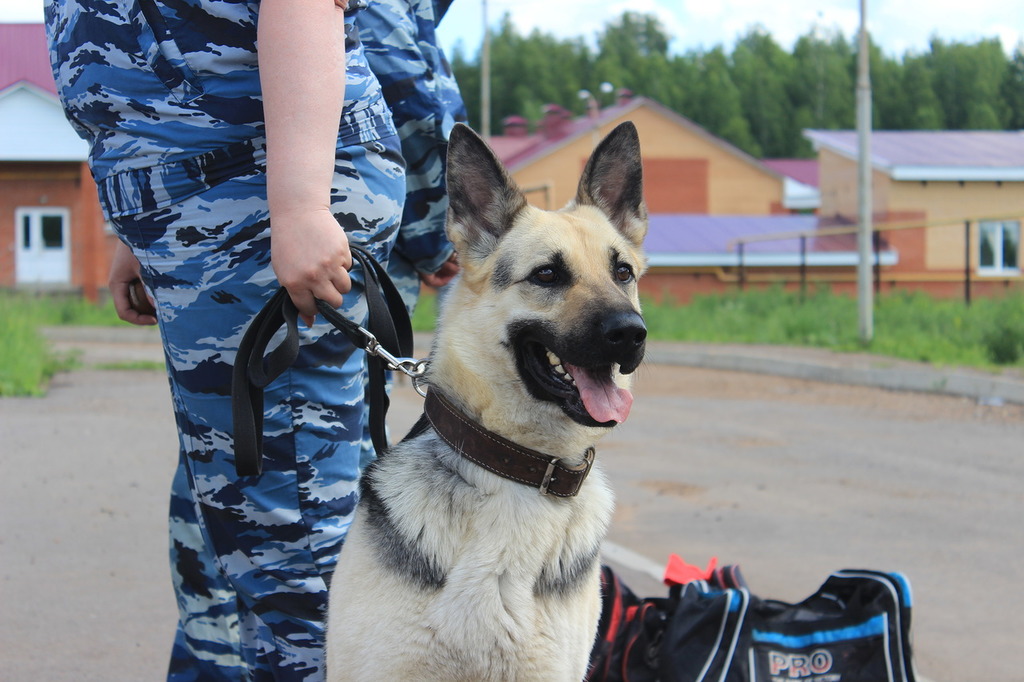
[2,331,1022,680]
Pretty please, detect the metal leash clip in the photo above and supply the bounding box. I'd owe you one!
[358,327,430,397]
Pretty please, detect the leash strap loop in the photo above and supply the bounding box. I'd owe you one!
[231,244,414,476]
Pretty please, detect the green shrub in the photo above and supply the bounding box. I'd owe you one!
[976,294,1024,365]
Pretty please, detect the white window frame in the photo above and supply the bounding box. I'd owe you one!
[978,220,1020,276]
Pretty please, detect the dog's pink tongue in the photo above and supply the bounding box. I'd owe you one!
[565,364,633,423]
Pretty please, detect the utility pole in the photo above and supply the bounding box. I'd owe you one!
[856,0,873,342]
[480,0,491,139]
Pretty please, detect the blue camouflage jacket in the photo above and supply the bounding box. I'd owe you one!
[45,0,395,220]
[356,0,467,274]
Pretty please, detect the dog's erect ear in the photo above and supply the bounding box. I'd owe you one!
[575,121,647,248]
[445,123,527,260]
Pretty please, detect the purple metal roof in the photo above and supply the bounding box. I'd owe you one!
[805,129,1024,169]
[0,24,56,95]
[645,214,859,256]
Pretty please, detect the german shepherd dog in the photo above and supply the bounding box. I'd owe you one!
[326,121,648,681]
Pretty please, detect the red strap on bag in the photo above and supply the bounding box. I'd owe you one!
[663,554,717,586]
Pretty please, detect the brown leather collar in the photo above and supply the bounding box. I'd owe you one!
[423,390,595,498]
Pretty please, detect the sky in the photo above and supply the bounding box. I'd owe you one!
[3,0,1021,59]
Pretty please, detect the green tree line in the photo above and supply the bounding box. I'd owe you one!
[448,12,1024,158]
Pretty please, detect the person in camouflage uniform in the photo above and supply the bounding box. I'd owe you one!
[356,0,468,308]
[45,0,408,679]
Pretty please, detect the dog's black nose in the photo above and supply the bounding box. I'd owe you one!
[600,309,647,357]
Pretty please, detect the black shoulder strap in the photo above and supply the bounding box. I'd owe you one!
[231,244,413,476]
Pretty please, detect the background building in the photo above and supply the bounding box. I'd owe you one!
[3,22,1020,304]
[0,23,112,301]
[807,129,1024,299]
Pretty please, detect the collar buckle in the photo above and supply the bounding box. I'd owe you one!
[539,447,595,496]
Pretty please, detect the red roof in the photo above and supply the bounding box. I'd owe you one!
[489,101,638,169]
[762,158,819,188]
[0,23,57,94]
[487,133,544,164]
[487,96,784,183]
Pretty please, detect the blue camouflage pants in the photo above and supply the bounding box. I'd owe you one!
[115,141,405,681]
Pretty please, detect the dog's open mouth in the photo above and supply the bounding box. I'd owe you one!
[517,340,634,427]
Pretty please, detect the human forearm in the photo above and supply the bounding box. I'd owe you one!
[258,0,351,318]
[259,0,345,216]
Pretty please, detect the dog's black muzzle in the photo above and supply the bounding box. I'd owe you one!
[511,305,647,375]
[510,306,646,427]
[597,308,647,374]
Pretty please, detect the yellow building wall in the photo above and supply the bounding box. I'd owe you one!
[510,133,593,210]
[890,181,1024,270]
[816,149,891,218]
[508,104,784,214]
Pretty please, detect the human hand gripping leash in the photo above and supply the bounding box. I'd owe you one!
[231,244,425,476]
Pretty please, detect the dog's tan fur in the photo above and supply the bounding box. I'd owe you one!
[326,122,648,681]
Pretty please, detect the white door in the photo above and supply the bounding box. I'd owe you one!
[15,208,71,285]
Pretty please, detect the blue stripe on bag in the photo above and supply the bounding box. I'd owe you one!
[752,613,888,648]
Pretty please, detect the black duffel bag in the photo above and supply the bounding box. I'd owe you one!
[588,564,916,682]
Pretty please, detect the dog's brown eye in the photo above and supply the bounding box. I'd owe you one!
[531,267,559,285]
[615,264,634,283]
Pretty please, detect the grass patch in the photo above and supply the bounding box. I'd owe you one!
[0,295,87,396]
[0,293,127,396]
[5,287,1022,397]
[644,285,856,348]
[643,286,1024,370]
[7,292,125,326]
[410,291,440,333]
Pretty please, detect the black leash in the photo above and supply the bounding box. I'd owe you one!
[231,244,420,476]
